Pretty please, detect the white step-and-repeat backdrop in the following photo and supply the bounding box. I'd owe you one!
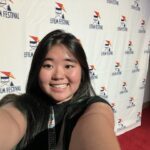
[0,0,150,135]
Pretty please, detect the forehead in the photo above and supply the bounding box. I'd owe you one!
[45,44,77,61]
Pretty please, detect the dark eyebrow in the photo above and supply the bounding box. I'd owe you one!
[64,58,78,63]
[43,58,53,61]
[43,57,78,63]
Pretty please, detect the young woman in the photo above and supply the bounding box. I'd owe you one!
[0,30,121,150]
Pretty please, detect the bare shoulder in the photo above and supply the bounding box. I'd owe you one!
[1,103,27,129]
[69,102,121,150]
[81,102,114,127]
[0,104,27,149]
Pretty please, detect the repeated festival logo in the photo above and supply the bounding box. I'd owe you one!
[136,112,141,123]
[24,35,40,58]
[125,41,134,54]
[0,0,19,19]
[99,86,108,99]
[127,97,136,109]
[139,78,146,89]
[101,40,113,56]
[132,60,140,73]
[138,19,146,33]
[111,102,117,113]
[117,16,128,31]
[106,0,119,5]
[120,82,128,94]
[117,118,126,131]
[89,65,98,80]
[131,0,140,11]
[112,62,122,76]
[144,41,150,53]
[89,10,103,30]
[50,2,69,25]
[0,71,21,94]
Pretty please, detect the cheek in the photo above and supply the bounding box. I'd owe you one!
[38,69,49,83]
[39,70,44,81]
[70,68,82,83]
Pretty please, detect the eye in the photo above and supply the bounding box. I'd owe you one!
[65,64,74,69]
[42,63,53,69]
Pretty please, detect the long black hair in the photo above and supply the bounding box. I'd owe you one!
[26,29,96,103]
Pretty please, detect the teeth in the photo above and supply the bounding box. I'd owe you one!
[50,84,68,88]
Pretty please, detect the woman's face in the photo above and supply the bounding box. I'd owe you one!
[39,44,82,103]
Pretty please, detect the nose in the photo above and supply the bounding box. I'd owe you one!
[51,66,65,81]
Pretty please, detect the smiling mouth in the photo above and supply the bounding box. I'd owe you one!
[50,83,69,88]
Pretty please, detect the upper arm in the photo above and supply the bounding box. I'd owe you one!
[0,104,27,150]
[69,102,121,150]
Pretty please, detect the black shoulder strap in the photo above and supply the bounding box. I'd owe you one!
[67,95,111,119]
